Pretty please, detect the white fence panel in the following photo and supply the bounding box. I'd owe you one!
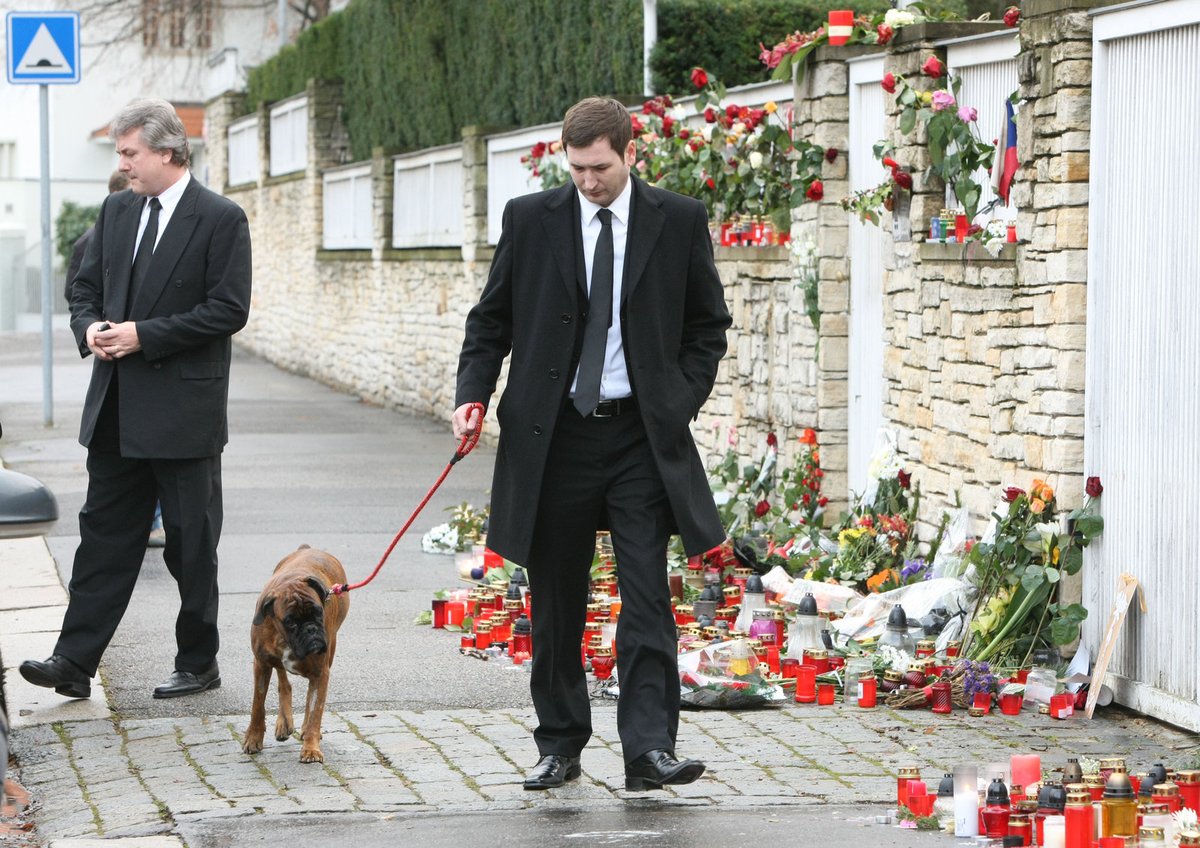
[226,114,258,186]
[485,80,795,245]
[269,95,308,177]
[944,33,1020,222]
[393,145,463,248]
[323,163,372,250]
[1086,4,1200,730]
[847,56,888,498]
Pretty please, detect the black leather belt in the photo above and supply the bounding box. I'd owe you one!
[569,396,637,417]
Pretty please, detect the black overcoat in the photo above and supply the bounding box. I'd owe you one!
[68,178,252,458]
[456,177,732,564]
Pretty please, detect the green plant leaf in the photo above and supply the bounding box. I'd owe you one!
[1065,603,1089,623]
[1050,617,1080,645]
[1075,515,1104,538]
[1021,565,1045,592]
[1044,566,1061,584]
[413,610,433,626]
[1061,546,1084,576]
[899,107,916,135]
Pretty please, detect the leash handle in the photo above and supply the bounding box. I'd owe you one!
[330,402,487,596]
[451,402,485,465]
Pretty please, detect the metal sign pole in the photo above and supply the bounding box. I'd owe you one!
[39,82,54,427]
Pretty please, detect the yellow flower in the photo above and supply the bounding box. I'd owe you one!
[765,101,778,114]
[920,91,933,105]
[1052,546,1060,564]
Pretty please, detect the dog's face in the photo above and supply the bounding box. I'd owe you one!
[253,576,330,661]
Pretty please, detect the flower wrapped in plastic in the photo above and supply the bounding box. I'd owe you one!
[678,640,788,709]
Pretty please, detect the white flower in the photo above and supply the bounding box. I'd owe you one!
[984,238,1005,258]
[749,151,764,169]
[884,9,916,27]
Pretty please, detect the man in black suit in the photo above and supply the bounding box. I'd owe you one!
[453,97,730,792]
[21,98,252,700]
[65,170,129,305]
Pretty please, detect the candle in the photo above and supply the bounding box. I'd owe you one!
[1043,815,1067,848]
[954,765,980,837]
[1012,754,1042,791]
[795,664,817,703]
[827,9,854,45]
[817,683,836,705]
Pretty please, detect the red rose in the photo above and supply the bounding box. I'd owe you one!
[678,128,690,140]
[755,500,771,518]
[530,141,547,159]
[691,66,709,88]
[662,115,676,136]
[818,497,829,507]
[805,180,824,202]
[1004,6,1020,26]
[881,156,898,169]
[1002,486,1025,503]
[766,432,778,448]
[898,469,911,489]
[705,177,716,190]
[629,115,644,133]
[725,104,739,119]
[802,493,811,506]
[892,169,913,190]
[881,72,897,94]
[877,24,894,45]
[824,147,838,163]
[704,107,718,124]
[1085,476,1104,498]
[922,56,944,79]
[800,428,818,445]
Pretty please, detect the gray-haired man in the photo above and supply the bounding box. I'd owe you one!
[20,98,252,700]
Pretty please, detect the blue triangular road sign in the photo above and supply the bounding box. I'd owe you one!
[7,12,81,84]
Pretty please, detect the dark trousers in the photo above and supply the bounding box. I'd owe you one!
[56,391,224,675]
[526,404,679,764]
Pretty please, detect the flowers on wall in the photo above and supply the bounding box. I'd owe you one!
[523,69,829,238]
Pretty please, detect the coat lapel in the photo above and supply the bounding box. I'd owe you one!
[622,177,665,306]
[129,177,200,320]
[107,191,143,322]
[539,183,582,304]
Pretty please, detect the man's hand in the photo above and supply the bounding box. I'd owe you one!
[452,403,483,442]
[91,321,141,360]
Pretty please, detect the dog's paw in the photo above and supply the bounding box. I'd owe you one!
[274,717,294,741]
[299,746,324,763]
[242,733,264,755]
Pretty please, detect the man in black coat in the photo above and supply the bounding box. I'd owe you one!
[65,170,129,305]
[453,96,731,792]
[21,98,252,700]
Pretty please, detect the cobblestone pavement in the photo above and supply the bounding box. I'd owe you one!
[7,698,1193,843]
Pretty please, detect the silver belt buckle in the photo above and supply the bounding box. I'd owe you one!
[592,402,615,418]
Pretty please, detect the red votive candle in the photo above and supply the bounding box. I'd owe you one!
[827,9,854,45]
[1000,691,1023,715]
[795,664,817,703]
[817,683,835,705]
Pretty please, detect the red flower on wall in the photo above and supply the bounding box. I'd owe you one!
[922,55,944,78]
[1085,476,1103,498]
[755,500,771,517]
[824,147,839,163]
[806,180,824,201]
[877,24,895,45]
[881,72,897,93]
[691,66,709,88]
[1004,6,1020,26]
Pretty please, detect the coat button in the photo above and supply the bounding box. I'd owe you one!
[549,369,559,379]
[533,425,543,436]
[152,362,161,369]
[174,280,183,287]
[560,313,572,323]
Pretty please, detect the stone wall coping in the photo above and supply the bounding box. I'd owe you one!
[381,247,464,262]
[324,158,373,175]
[713,245,791,262]
[315,249,372,262]
[263,171,306,188]
[224,180,256,194]
[918,241,1018,263]
[894,20,1009,47]
[1029,0,1114,15]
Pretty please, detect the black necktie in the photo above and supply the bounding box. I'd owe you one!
[130,197,161,304]
[574,208,614,417]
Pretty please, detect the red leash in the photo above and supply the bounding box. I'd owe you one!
[330,403,484,596]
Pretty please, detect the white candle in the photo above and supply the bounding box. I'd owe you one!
[1043,816,1066,848]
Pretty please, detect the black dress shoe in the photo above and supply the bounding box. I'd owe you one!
[522,754,582,790]
[624,749,706,792]
[19,655,91,699]
[153,663,221,699]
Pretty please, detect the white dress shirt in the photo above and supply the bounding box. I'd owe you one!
[132,170,191,259]
[572,178,633,401]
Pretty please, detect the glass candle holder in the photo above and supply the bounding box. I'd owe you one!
[781,657,800,680]
[897,767,921,808]
[1011,754,1042,791]
[857,673,877,708]
[431,598,447,629]
[999,691,1024,715]
[827,9,853,45]
[955,214,969,241]
[794,664,817,704]
[817,683,835,706]
[931,681,953,713]
[972,691,993,714]
[954,765,980,837]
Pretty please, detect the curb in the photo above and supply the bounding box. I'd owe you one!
[0,536,111,728]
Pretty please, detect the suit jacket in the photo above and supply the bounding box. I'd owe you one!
[69,178,252,459]
[456,177,731,563]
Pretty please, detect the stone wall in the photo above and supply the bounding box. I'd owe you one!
[205,10,1099,536]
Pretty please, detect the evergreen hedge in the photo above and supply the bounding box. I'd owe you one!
[245,0,643,160]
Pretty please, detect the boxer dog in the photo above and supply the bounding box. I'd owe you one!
[242,545,350,763]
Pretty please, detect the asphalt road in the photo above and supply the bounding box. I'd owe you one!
[0,328,535,718]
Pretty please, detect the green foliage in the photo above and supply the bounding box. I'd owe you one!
[650,0,891,92]
[245,0,643,160]
[55,201,100,266]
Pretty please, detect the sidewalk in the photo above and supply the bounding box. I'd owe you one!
[0,331,1193,846]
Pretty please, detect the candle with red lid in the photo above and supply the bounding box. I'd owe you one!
[827,9,854,45]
